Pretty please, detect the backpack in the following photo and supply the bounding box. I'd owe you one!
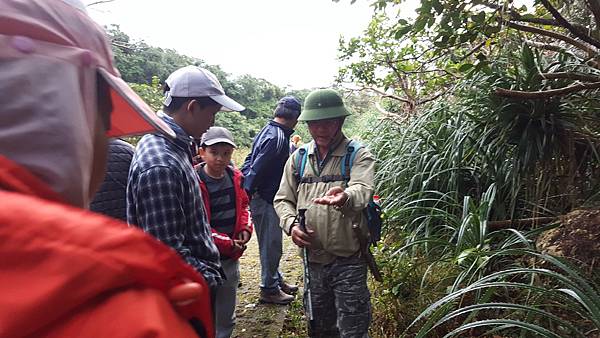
[294,140,382,245]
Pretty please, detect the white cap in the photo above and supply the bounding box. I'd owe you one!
[164,66,245,112]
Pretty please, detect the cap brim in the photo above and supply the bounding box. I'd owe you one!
[99,68,175,139]
[210,94,245,112]
[203,138,237,148]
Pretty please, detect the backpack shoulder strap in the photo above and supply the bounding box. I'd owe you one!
[341,139,364,179]
[294,144,310,184]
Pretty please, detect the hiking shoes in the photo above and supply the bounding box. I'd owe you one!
[259,289,294,305]
[279,281,299,295]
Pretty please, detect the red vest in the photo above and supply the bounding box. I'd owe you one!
[0,156,214,338]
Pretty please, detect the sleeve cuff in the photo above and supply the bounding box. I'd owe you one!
[339,191,354,213]
[283,217,296,235]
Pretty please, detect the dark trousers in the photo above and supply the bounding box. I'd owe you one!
[306,254,371,338]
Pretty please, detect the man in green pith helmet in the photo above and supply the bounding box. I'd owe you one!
[274,88,375,337]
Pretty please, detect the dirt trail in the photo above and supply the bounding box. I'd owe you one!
[232,233,304,337]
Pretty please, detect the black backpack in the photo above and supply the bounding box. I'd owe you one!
[294,140,382,245]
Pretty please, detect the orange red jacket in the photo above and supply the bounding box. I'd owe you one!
[197,164,253,260]
[0,155,214,338]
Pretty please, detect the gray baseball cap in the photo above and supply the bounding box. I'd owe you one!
[164,66,245,112]
[200,126,237,147]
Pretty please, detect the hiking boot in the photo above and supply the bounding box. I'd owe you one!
[259,289,294,305]
[279,281,299,295]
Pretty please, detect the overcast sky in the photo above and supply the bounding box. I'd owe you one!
[87,0,418,89]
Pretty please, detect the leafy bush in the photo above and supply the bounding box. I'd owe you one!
[365,51,600,336]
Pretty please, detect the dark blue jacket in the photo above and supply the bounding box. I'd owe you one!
[90,139,134,222]
[241,120,293,203]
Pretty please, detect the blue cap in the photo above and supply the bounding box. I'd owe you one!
[274,96,301,118]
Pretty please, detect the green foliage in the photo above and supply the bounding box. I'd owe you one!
[107,25,205,84]
[129,76,163,111]
[366,55,600,335]
[338,0,600,114]
[337,0,600,336]
[107,26,314,147]
[107,26,382,149]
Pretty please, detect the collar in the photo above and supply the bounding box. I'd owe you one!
[159,112,196,157]
[268,120,294,136]
[0,155,65,204]
[197,162,233,180]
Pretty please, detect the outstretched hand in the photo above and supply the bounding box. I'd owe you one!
[313,186,348,208]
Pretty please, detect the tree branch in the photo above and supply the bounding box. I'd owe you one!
[110,41,134,51]
[384,59,417,105]
[363,86,413,104]
[585,0,600,28]
[513,16,562,27]
[417,88,452,105]
[524,39,567,53]
[507,10,589,33]
[400,68,457,77]
[539,72,600,82]
[494,81,600,98]
[374,101,403,121]
[488,217,557,230]
[86,0,116,7]
[539,0,600,49]
[483,1,592,32]
[507,21,597,57]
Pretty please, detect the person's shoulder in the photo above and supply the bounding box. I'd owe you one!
[132,165,187,190]
[261,124,289,151]
[109,138,134,149]
[133,135,180,168]
[135,134,164,157]
[108,139,135,157]
[263,121,289,139]
[352,142,374,161]
[136,133,166,149]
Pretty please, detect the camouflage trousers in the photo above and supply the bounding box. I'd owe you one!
[305,254,371,338]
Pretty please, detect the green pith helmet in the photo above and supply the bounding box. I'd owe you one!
[298,89,351,121]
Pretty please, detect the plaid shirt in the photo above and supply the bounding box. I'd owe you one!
[127,114,223,287]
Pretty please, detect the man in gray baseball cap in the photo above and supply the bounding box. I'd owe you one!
[128,66,244,299]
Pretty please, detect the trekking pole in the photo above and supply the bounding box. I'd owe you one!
[298,208,314,336]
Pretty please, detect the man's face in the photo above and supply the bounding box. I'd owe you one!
[307,118,342,149]
[190,101,220,139]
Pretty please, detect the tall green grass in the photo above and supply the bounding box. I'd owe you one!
[366,47,600,337]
